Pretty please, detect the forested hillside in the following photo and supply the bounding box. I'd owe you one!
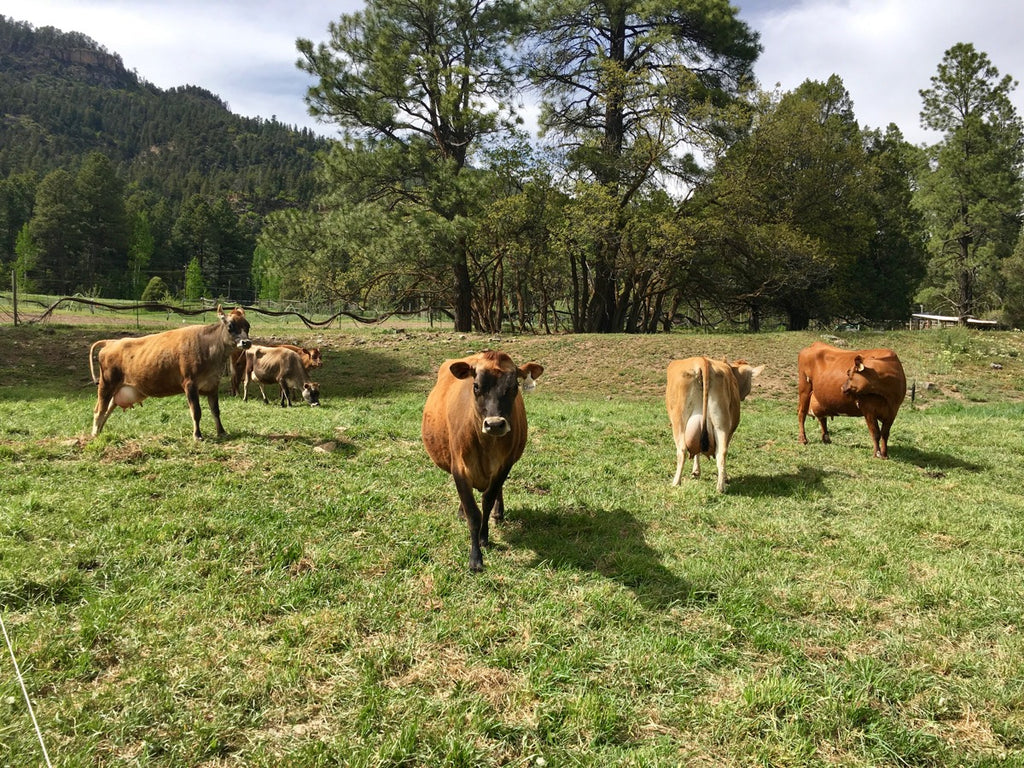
[0,15,329,302]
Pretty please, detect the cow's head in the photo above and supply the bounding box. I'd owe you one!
[303,348,323,368]
[728,359,765,400]
[841,355,871,397]
[449,351,544,437]
[302,382,321,407]
[218,305,252,349]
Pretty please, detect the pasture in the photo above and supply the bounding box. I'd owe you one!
[1,319,1023,766]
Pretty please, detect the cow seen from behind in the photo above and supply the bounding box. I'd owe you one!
[89,306,251,440]
[666,356,764,492]
[422,351,543,572]
[797,342,908,458]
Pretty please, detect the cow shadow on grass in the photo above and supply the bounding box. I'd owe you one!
[724,465,828,497]
[888,445,985,473]
[500,505,714,612]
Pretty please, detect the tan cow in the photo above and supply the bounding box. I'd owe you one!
[666,356,764,492]
[422,351,543,571]
[242,345,321,407]
[229,343,321,396]
[89,306,251,440]
[797,342,907,458]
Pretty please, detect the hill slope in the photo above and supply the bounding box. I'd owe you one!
[0,14,328,212]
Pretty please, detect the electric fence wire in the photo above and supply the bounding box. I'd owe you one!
[1,612,53,768]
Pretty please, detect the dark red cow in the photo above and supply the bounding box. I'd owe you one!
[422,351,543,571]
[89,306,251,440]
[797,342,907,458]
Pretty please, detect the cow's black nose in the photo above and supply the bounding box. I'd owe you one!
[482,417,509,436]
[239,339,251,348]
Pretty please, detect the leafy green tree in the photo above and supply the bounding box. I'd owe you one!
[140,275,170,303]
[127,210,155,299]
[183,256,207,303]
[525,0,760,331]
[12,223,38,293]
[297,0,525,330]
[915,43,1024,319]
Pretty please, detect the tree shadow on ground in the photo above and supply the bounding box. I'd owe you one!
[501,505,713,612]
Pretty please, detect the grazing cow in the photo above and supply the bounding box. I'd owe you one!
[666,357,764,492]
[243,345,321,407]
[422,351,543,572]
[797,341,907,458]
[90,306,251,440]
[229,343,321,396]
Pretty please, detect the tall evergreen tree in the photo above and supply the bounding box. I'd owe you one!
[525,0,760,331]
[76,152,129,296]
[915,43,1024,319]
[297,0,525,331]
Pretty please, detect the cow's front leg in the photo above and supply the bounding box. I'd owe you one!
[483,466,512,526]
[817,415,831,444]
[207,393,226,437]
[454,474,485,572]
[878,418,893,459]
[184,381,204,440]
[865,415,884,458]
[279,381,292,407]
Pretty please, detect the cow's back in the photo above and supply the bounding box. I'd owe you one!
[99,324,225,397]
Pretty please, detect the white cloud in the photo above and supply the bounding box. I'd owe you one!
[748,0,1024,145]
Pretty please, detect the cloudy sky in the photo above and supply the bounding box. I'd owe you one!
[2,0,1024,146]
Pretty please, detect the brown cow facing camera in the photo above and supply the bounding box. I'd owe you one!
[666,356,764,492]
[89,305,251,440]
[797,342,907,458]
[422,351,543,572]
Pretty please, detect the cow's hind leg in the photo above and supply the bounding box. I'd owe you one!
[92,377,120,436]
[672,444,686,486]
[714,440,729,493]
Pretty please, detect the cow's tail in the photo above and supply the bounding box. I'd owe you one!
[88,339,108,383]
[699,356,711,453]
[910,380,916,404]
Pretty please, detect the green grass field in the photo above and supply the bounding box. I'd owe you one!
[1,319,1023,766]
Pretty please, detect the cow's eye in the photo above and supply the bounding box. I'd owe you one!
[473,382,480,395]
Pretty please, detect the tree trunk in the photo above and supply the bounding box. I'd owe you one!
[453,253,473,333]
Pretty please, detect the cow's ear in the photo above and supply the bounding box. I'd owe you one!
[518,362,544,391]
[750,364,765,378]
[854,355,865,372]
[449,361,474,380]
